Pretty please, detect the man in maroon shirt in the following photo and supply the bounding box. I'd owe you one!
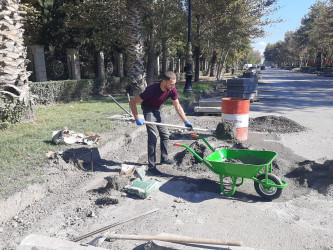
[130,71,193,174]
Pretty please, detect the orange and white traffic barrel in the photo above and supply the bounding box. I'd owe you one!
[221,97,250,141]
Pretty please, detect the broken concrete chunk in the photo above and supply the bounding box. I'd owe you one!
[120,164,146,180]
[51,128,100,145]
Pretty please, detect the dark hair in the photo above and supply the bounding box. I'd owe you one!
[162,71,176,81]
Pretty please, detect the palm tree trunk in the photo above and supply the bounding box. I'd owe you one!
[146,33,156,85]
[125,0,146,95]
[0,0,33,124]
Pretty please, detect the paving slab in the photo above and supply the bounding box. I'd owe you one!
[16,234,107,250]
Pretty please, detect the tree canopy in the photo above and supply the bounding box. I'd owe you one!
[264,0,333,68]
[22,0,279,84]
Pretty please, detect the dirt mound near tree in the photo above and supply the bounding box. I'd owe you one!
[249,115,306,133]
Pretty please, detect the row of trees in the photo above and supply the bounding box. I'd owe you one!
[1,0,278,125]
[264,0,333,68]
[22,0,277,94]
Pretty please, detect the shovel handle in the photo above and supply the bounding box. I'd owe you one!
[106,233,242,247]
[173,143,182,147]
[143,121,214,133]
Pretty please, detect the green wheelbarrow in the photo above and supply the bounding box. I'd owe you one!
[173,134,287,200]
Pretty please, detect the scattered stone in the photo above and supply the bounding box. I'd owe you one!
[174,197,185,203]
[87,210,96,217]
[45,151,56,159]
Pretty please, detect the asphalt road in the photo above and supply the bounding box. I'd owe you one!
[251,68,333,163]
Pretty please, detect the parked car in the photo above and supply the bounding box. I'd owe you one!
[247,66,258,73]
[261,65,266,70]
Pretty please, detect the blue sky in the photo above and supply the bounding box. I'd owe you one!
[252,0,318,55]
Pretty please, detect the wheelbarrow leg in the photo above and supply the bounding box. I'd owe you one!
[219,175,237,196]
[235,178,244,187]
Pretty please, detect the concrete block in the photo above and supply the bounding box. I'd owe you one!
[198,98,222,107]
[227,78,258,87]
[226,90,257,100]
[16,234,108,250]
[194,106,221,114]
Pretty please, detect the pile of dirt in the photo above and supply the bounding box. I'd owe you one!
[215,122,236,140]
[249,115,307,133]
[286,160,333,196]
[105,175,130,191]
[174,141,210,173]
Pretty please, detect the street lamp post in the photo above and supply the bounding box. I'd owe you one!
[184,0,193,93]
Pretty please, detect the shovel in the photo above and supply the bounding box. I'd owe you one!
[109,94,215,133]
[143,120,215,133]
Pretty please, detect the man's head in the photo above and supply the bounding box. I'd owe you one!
[161,71,177,91]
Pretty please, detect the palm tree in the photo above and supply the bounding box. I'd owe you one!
[0,0,33,124]
[125,0,147,95]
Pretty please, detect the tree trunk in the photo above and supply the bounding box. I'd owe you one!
[205,61,211,76]
[216,54,224,80]
[0,0,33,124]
[146,28,156,85]
[209,50,217,77]
[194,45,200,82]
[194,15,200,82]
[161,38,167,73]
[97,51,105,79]
[125,0,146,95]
[220,49,230,80]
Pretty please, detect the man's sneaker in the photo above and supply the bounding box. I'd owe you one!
[147,166,163,176]
[161,159,177,165]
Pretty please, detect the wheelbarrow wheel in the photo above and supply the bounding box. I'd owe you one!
[254,173,283,200]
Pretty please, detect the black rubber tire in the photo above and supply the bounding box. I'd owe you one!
[254,173,283,200]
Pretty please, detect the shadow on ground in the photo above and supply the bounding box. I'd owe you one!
[62,147,120,172]
[159,176,265,203]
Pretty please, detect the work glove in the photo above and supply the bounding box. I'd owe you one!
[136,116,145,126]
[184,121,193,130]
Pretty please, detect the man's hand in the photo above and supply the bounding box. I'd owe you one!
[184,121,193,130]
[136,116,145,126]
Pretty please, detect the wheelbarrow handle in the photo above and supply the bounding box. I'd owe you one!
[173,143,218,174]
[190,134,215,152]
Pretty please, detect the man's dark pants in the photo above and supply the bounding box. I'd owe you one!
[143,107,169,169]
